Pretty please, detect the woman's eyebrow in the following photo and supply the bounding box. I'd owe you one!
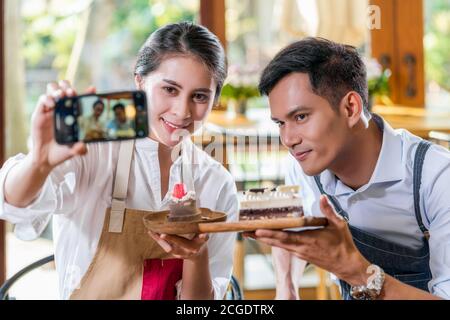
[163,79,183,89]
[194,88,213,93]
[162,79,212,93]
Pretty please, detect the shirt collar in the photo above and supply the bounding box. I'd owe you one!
[321,114,404,196]
[135,137,159,151]
[368,114,404,184]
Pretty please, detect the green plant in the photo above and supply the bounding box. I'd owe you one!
[220,83,260,101]
[364,57,391,106]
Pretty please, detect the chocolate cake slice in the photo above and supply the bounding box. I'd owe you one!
[239,185,303,220]
[167,183,201,222]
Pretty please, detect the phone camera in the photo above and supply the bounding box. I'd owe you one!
[64,115,75,126]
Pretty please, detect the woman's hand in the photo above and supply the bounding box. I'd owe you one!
[4,81,96,208]
[30,80,95,171]
[148,231,209,260]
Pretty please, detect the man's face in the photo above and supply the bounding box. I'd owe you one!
[269,73,349,176]
[114,108,126,123]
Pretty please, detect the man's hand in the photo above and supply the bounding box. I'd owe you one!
[247,195,371,286]
[148,231,209,261]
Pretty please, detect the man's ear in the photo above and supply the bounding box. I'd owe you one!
[341,91,363,128]
[135,74,144,90]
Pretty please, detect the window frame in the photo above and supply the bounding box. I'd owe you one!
[1,0,6,285]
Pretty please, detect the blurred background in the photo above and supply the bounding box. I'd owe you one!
[1,0,449,300]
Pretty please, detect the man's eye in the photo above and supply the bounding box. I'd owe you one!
[275,121,284,127]
[295,114,308,121]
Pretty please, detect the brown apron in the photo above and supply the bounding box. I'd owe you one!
[70,140,183,300]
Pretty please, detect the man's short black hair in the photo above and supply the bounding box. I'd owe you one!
[259,37,369,117]
[113,103,125,112]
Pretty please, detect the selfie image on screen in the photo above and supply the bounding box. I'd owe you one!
[77,95,137,142]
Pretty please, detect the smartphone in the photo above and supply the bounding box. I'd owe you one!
[54,90,149,144]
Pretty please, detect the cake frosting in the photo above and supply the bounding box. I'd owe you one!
[240,185,303,220]
[167,183,201,222]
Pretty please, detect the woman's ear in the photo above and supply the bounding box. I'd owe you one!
[135,74,144,90]
[342,91,364,128]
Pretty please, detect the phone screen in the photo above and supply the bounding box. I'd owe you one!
[54,91,149,144]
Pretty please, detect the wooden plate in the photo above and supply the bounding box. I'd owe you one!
[198,216,328,233]
[142,208,227,234]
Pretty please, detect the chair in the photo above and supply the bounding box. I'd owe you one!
[0,254,243,300]
[0,254,54,300]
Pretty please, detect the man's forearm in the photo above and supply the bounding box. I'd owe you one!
[377,275,442,300]
[344,257,442,300]
[4,154,52,208]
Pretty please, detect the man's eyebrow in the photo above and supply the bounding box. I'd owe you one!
[271,106,311,121]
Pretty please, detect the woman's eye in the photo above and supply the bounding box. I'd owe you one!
[193,93,209,103]
[295,114,308,121]
[163,86,177,95]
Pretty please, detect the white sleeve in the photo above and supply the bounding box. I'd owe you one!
[422,147,450,299]
[207,174,239,300]
[0,153,83,240]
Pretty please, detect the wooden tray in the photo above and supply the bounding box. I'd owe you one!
[198,216,328,233]
[143,208,328,234]
[142,208,227,234]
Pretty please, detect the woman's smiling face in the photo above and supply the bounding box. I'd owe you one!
[136,55,217,148]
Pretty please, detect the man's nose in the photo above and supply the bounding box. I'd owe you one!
[281,123,302,149]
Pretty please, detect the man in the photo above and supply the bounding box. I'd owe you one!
[249,37,450,300]
[106,103,135,138]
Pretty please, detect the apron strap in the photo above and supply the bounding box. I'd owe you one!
[313,139,432,240]
[109,140,135,233]
[313,176,349,221]
[413,140,432,240]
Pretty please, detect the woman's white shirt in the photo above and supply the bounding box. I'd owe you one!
[0,137,239,299]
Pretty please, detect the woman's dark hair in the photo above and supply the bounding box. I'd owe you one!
[134,22,227,103]
[259,37,369,117]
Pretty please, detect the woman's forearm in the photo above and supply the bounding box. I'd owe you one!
[180,247,214,300]
[4,153,52,208]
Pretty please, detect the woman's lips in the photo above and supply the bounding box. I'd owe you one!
[294,150,312,161]
[161,118,189,134]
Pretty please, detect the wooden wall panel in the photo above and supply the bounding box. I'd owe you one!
[394,0,425,107]
[370,0,425,107]
[200,0,226,50]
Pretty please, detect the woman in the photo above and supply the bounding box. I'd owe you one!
[0,22,238,300]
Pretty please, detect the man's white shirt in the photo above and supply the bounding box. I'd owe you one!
[285,116,450,299]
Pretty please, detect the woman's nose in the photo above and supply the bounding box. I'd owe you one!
[171,99,192,119]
